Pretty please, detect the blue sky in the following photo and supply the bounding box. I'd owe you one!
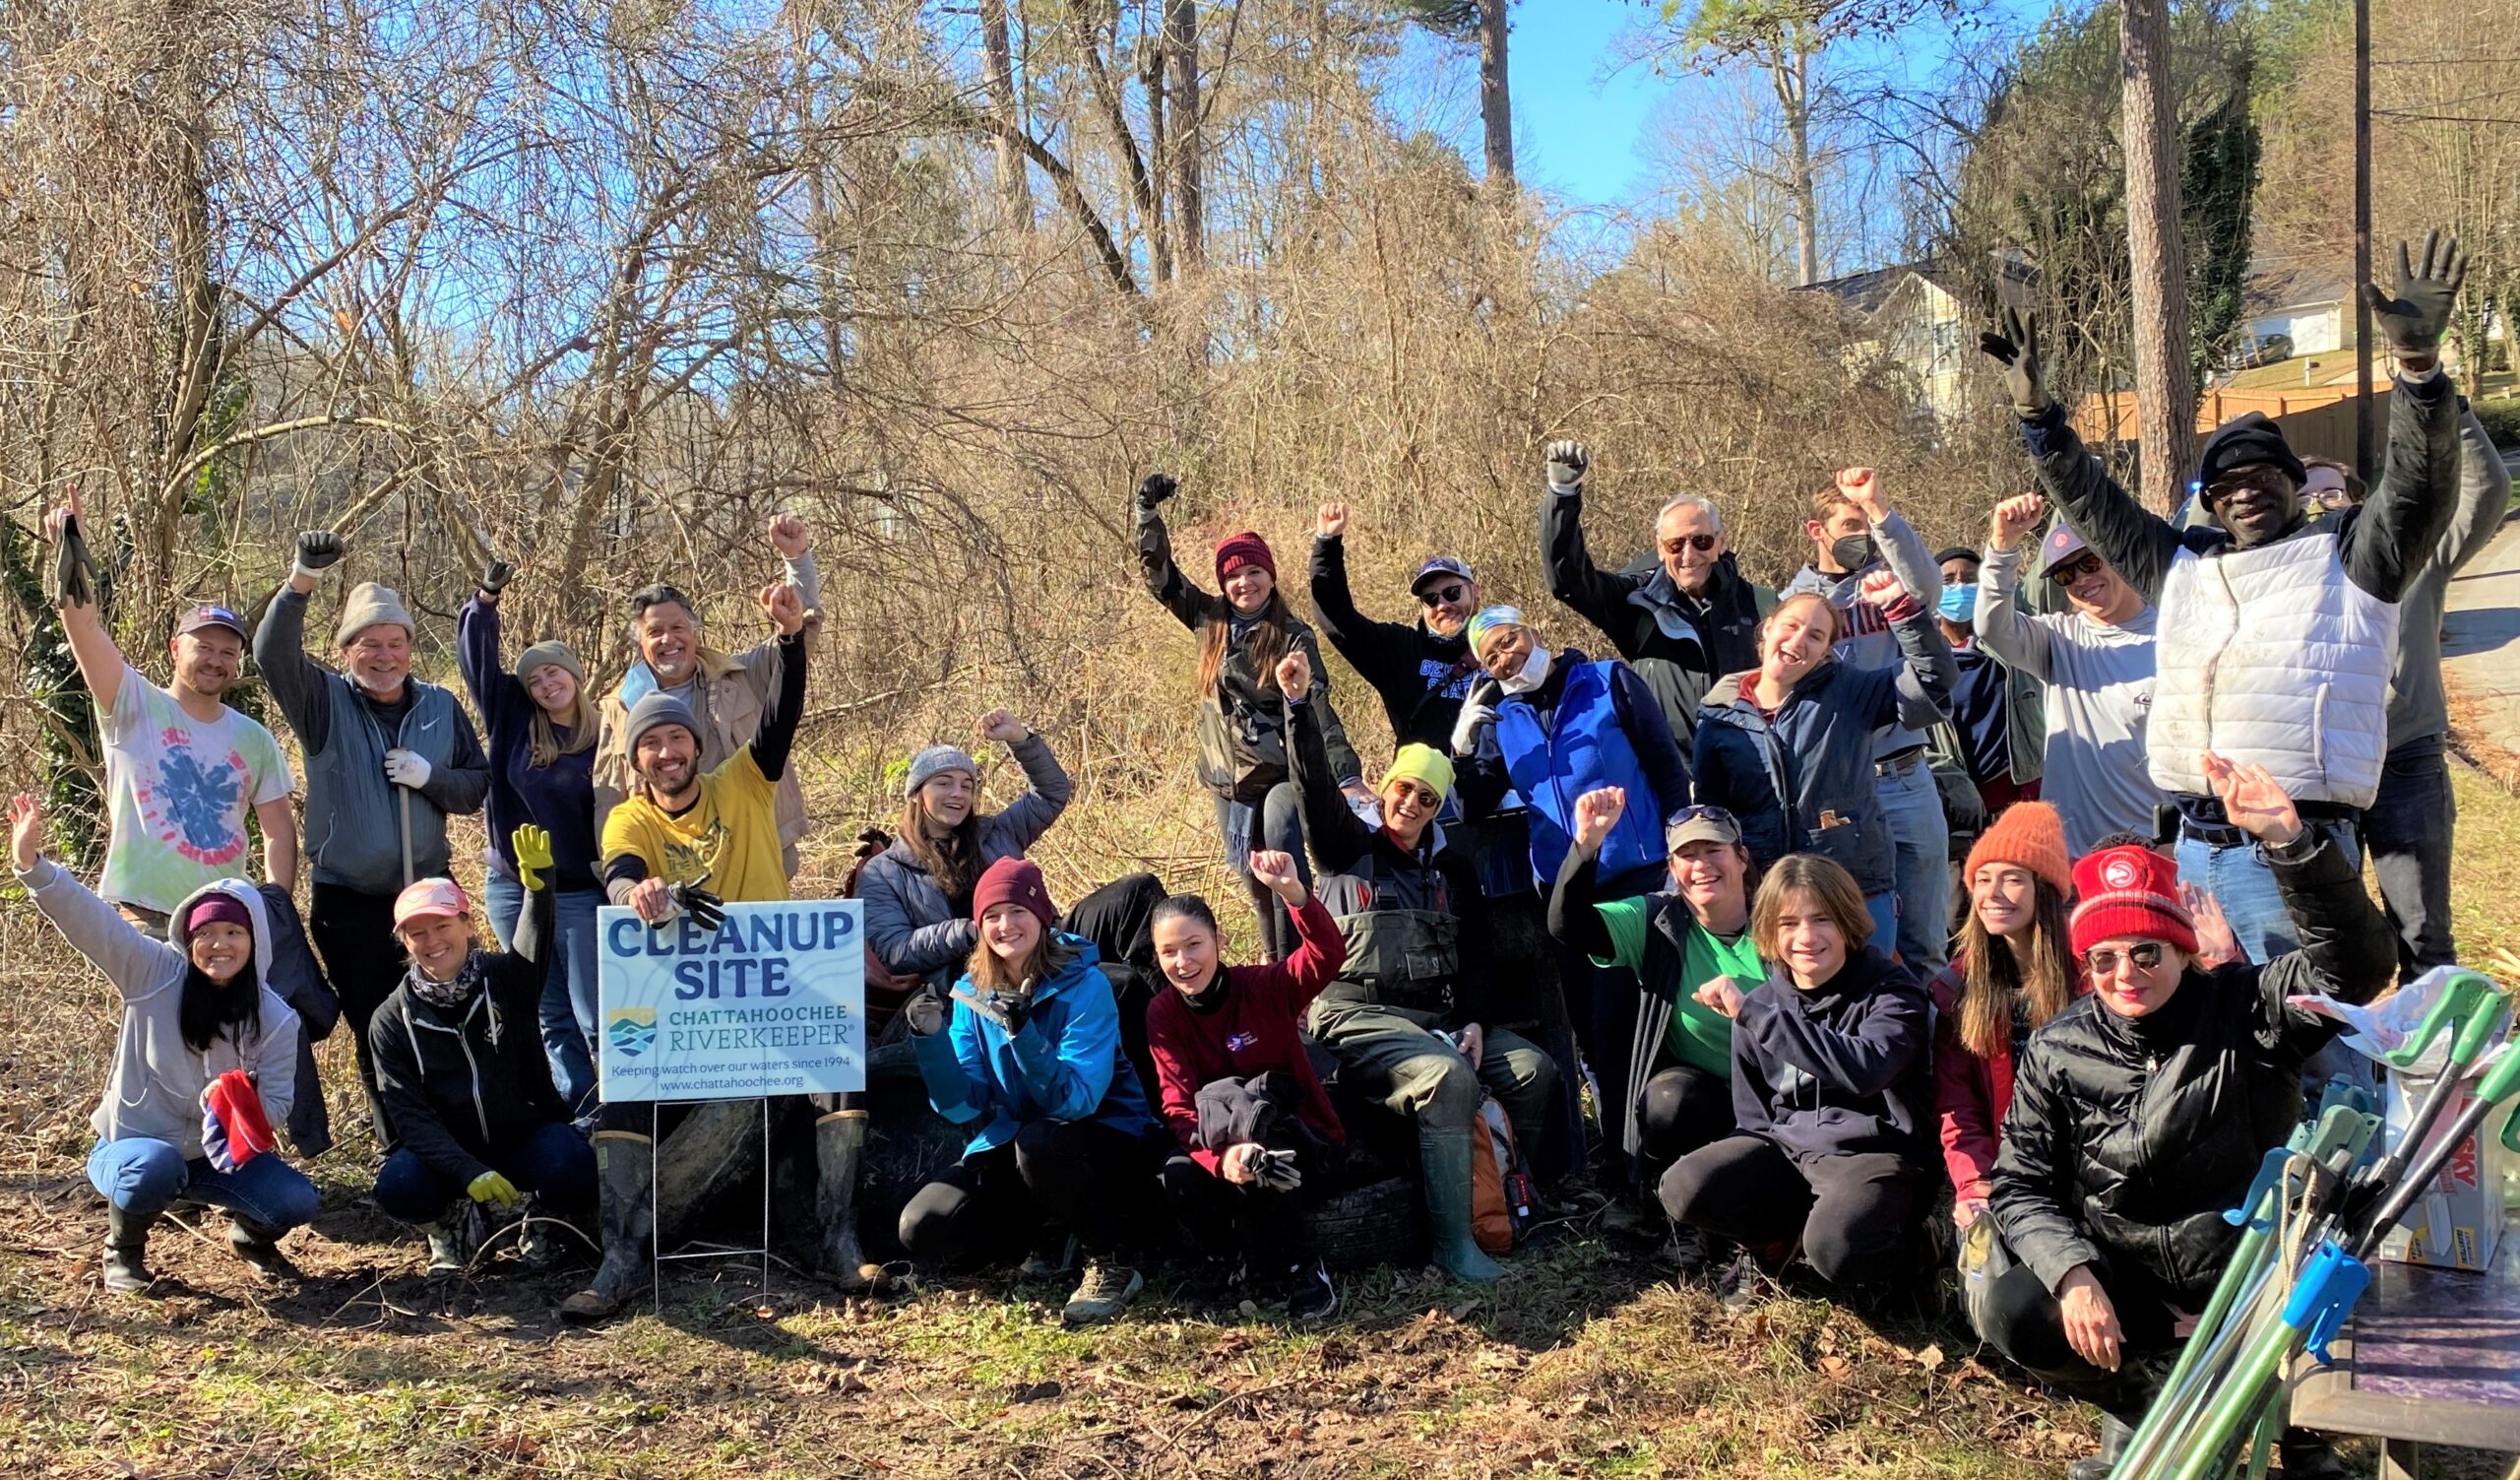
[1503,0,1670,208]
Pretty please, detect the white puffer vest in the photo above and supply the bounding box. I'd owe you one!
[2150,529,2398,807]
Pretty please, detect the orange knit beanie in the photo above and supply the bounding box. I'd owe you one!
[1963,801,2073,899]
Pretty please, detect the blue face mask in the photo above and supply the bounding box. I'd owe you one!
[1937,584,1975,622]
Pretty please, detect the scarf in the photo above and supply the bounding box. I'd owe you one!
[408,948,491,1019]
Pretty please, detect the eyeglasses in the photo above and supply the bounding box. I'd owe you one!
[1418,582,1470,608]
[2084,941,2170,975]
[2047,553,2107,586]
[1670,804,1737,825]
[1659,534,1719,554]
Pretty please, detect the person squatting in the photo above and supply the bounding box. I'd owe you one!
[11,231,2503,1479]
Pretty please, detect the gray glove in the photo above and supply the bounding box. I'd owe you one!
[902,991,946,1038]
[952,984,1031,1035]
[478,558,514,599]
[1544,440,1589,492]
[1135,473,1177,511]
[293,531,345,580]
[2362,230,2465,365]
[50,513,97,610]
[1252,1147,1304,1191]
[1979,307,2051,418]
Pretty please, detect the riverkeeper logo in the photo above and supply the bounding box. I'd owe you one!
[608,1007,659,1058]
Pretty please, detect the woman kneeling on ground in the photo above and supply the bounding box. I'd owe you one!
[1659,853,1935,1310]
[1146,850,1349,1320]
[11,794,317,1294]
[1984,756,2391,1480]
[901,858,1166,1324]
[1546,786,1765,1273]
[368,826,597,1275]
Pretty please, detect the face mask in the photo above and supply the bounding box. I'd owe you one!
[1937,585,1975,622]
[1499,645,1554,695]
[1830,533,1876,572]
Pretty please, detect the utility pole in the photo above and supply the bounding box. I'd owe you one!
[2354,0,2374,480]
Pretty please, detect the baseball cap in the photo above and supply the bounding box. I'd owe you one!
[1411,556,1476,594]
[176,605,248,639]
[1665,804,1742,853]
[392,877,472,929]
[2041,522,2090,567]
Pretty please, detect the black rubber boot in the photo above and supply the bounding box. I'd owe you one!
[227,1216,304,1282]
[102,1207,158,1296]
[2066,1415,2134,1480]
[812,1111,882,1292]
[560,1131,653,1322]
[2275,1429,2354,1479]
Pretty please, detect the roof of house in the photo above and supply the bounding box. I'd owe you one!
[2245,262,2351,315]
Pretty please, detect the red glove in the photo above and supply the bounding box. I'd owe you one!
[202,1069,277,1173]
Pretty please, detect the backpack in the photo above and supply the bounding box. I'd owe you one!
[1470,1093,1537,1254]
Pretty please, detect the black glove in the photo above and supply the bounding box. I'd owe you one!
[293,531,346,577]
[1252,1147,1304,1191]
[1544,440,1589,491]
[1135,473,1177,511]
[2362,230,2465,365]
[478,558,514,598]
[50,513,97,610]
[1979,306,2051,418]
[952,985,1031,1035]
[671,883,726,932]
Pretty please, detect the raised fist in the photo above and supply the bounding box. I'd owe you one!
[294,531,346,574]
[1989,494,2047,551]
[1572,786,1626,853]
[1544,440,1589,491]
[478,558,514,599]
[1316,502,1348,540]
[766,513,811,559]
[1135,473,1178,510]
[760,582,806,635]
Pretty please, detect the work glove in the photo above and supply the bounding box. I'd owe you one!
[1450,678,1502,759]
[952,984,1032,1036]
[2362,230,2465,366]
[671,883,726,932]
[50,512,98,610]
[1544,440,1589,492]
[478,558,514,599]
[383,748,432,791]
[1978,306,2052,418]
[200,1070,277,1174]
[902,990,946,1038]
[468,1170,523,1211]
[292,530,346,580]
[511,824,553,893]
[1135,472,1177,511]
[1252,1147,1304,1192]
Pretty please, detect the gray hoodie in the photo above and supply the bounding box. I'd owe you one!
[20,862,300,1156]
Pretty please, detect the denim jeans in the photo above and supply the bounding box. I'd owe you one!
[483,872,603,1115]
[88,1136,322,1230]
[2362,742,2457,978]
[1877,760,1950,970]
[1215,784,1312,959]
[372,1119,598,1223]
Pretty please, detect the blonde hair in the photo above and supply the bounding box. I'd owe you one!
[1749,855,1873,958]
[528,692,599,769]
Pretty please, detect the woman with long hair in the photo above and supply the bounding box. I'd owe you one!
[459,560,603,1113]
[1134,472,1366,959]
[899,859,1166,1324]
[11,794,317,1295]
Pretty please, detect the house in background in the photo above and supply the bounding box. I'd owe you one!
[2243,265,2348,358]
[1799,258,2032,421]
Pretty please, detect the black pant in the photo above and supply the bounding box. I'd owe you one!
[2363,740,2457,978]
[308,881,407,1143]
[1158,1126,1338,1271]
[1974,1249,2180,1417]
[1064,872,1168,1102]
[898,1120,1162,1264]
[1635,1064,1734,1182]
[1658,1134,1933,1290]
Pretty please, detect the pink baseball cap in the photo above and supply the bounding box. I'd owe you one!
[392,877,472,929]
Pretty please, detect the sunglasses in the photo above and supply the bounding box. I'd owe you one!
[2084,941,2170,975]
[1418,582,1470,608]
[1659,534,1719,554]
[2047,553,2107,586]
[1669,804,1737,826]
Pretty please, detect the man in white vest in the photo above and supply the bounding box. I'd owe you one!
[1978,231,2468,966]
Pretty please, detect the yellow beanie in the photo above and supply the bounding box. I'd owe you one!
[1382,744,1456,802]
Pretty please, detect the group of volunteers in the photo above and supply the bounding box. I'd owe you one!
[11,230,2506,1477]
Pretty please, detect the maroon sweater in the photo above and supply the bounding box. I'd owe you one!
[1145,896,1349,1174]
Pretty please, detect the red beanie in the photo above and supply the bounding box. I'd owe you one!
[973,857,1059,928]
[1216,531,1277,584]
[180,893,254,940]
[2068,844,2197,959]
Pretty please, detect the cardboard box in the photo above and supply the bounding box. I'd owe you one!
[2378,1069,2509,1271]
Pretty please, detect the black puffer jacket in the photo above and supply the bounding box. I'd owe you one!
[1990,828,2395,1305]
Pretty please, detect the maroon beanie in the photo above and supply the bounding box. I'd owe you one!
[973,857,1058,928]
[181,893,254,940]
[1215,531,1277,584]
[2068,845,2197,959]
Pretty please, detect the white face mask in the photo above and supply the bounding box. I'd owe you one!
[1499,644,1554,695]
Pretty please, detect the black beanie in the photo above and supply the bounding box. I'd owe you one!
[2195,413,2307,491]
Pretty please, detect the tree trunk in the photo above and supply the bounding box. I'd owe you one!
[2120,0,2197,512]
[1067,3,1165,282]
[1772,44,1817,287]
[1139,35,1172,285]
[1165,0,1203,272]
[980,0,1032,228]
[1478,0,1513,187]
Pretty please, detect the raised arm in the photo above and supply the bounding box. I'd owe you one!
[1256,867,1349,1017]
[1973,499,2057,679]
[2439,405,2515,575]
[1540,442,1648,655]
[41,490,127,716]
[746,589,811,783]
[1281,652,1375,874]
[1308,505,1420,692]
[1836,469,1941,611]
[1544,790,1630,965]
[1882,577,1959,729]
[978,713,1072,852]
[2205,756,2395,1015]
[1132,475,1213,630]
[253,533,350,753]
[2346,233,2468,603]
[456,570,530,739]
[1982,312,2182,601]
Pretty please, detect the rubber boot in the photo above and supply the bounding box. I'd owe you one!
[1418,1127,1504,1282]
[102,1207,158,1296]
[2274,1430,2354,1480]
[227,1215,304,1282]
[811,1111,882,1292]
[417,1215,468,1274]
[560,1131,654,1323]
[2066,1415,2134,1480]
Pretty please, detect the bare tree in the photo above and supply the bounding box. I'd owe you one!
[2120,0,2197,505]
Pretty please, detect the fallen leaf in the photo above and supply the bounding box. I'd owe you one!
[1818,1355,1850,1378]
[1911,1343,1946,1371]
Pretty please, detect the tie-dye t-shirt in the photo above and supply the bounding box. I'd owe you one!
[96,664,294,914]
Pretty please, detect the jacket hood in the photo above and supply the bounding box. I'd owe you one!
[166,878,274,991]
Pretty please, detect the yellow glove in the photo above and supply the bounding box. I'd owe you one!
[511,824,553,892]
[468,1170,522,1210]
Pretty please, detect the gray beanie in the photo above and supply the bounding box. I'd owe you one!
[334,581,415,648]
[904,744,979,798]
[624,691,701,756]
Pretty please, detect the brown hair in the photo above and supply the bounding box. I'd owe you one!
[1749,854,1873,958]
[966,926,1077,995]
[1196,588,1294,700]
[1808,486,1862,524]
[1761,591,1842,649]
[2302,456,2367,503]
[898,792,985,903]
[1954,874,2077,1060]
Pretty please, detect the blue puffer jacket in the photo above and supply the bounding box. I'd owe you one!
[1691,602,1955,896]
[912,933,1157,1156]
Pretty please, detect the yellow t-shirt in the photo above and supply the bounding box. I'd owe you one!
[601,749,790,904]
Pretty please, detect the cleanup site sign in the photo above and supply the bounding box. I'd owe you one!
[597,901,866,1101]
